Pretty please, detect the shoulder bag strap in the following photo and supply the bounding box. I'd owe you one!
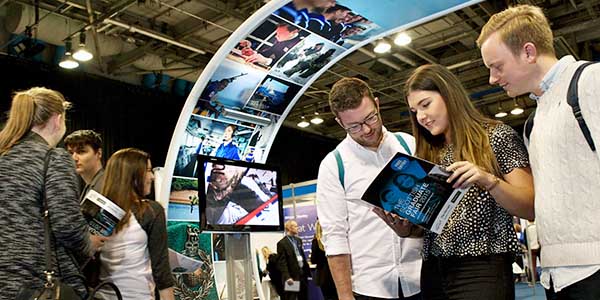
[40,149,56,284]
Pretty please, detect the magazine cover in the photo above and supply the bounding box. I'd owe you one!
[361,152,466,234]
[80,189,126,236]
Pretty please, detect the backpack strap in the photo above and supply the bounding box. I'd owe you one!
[333,149,345,189]
[332,132,412,190]
[524,109,536,146]
[567,62,596,152]
[394,133,411,155]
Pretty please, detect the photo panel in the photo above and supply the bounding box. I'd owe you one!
[336,0,472,47]
[272,0,381,48]
[192,58,266,119]
[269,34,344,85]
[228,16,310,71]
[174,115,256,177]
[168,177,200,222]
[244,75,302,115]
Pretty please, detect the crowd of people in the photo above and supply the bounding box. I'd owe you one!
[1,3,599,300]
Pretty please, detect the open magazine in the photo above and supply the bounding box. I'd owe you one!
[80,189,126,236]
[361,152,467,234]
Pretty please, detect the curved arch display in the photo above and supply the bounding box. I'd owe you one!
[161,1,482,297]
[161,0,481,211]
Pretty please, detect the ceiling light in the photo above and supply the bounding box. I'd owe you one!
[510,107,524,115]
[72,32,93,62]
[59,39,79,69]
[310,112,324,125]
[297,116,310,128]
[374,41,391,54]
[494,101,507,118]
[495,111,508,118]
[510,98,524,115]
[394,32,412,46]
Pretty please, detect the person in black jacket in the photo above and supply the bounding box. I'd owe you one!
[277,220,310,300]
[311,220,338,300]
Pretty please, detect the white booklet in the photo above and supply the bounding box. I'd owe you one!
[80,189,126,236]
[284,280,300,292]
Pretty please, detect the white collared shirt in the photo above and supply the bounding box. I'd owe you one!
[316,128,422,298]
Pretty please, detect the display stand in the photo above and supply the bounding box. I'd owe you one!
[224,233,254,300]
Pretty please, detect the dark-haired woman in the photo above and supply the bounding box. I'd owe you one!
[97,148,174,300]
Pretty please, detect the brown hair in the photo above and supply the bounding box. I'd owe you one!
[102,148,151,233]
[0,87,70,155]
[477,4,555,57]
[404,64,502,177]
[329,77,376,116]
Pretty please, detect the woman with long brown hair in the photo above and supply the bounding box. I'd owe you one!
[404,64,534,300]
[96,148,174,300]
[0,87,104,298]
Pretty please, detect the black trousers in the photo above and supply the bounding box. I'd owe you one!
[546,269,600,300]
[421,254,514,300]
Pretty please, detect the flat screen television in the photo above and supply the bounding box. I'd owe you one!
[196,155,284,232]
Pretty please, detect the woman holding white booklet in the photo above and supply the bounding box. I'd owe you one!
[96,148,174,300]
[403,64,534,300]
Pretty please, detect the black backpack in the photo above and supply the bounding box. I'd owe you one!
[524,61,596,152]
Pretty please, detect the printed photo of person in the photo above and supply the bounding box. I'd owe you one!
[273,1,379,48]
[174,115,255,177]
[229,17,310,70]
[273,0,337,28]
[192,58,265,119]
[244,76,302,115]
[269,35,343,85]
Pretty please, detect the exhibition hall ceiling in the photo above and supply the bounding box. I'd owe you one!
[3,0,600,140]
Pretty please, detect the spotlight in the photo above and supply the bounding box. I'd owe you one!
[374,41,391,54]
[310,112,324,125]
[73,32,93,62]
[59,39,79,69]
[394,32,412,46]
[297,116,310,128]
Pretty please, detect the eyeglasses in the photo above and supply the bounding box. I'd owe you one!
[341,111,379,133]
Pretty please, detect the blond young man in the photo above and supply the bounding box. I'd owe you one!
[477,5,600,299]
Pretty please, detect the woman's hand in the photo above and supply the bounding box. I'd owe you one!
[445,161,496,189]
[90,234,109,254]
[372,207,415,237]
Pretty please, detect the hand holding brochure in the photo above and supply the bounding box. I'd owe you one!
[80,189,126,236]
[361,152,467,234]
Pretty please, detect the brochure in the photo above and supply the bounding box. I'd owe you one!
[80,189,126,236]
[361,152,467,234]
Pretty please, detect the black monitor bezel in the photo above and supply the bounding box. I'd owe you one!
[196,154,284,232]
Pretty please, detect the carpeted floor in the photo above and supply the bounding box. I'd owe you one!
[515,282,547,300]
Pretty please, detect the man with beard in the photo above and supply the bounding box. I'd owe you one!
[205,163,270,225]
[316,78,423,300]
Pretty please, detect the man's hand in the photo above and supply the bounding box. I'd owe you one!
[286,278,294,285]
[372,207,417,237]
